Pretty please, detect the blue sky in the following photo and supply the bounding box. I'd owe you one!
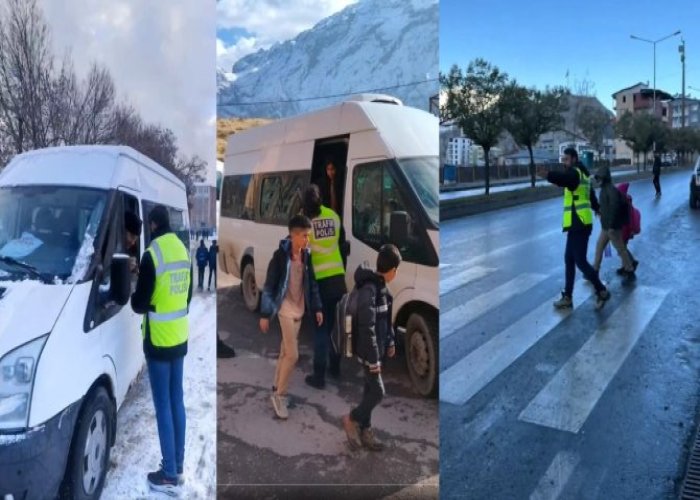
[441,0,700,110]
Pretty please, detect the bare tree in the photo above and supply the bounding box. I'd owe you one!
[0,0,55,152]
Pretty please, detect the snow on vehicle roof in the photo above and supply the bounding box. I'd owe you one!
[0,145,184,191]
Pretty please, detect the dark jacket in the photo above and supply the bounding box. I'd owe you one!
[547,162,599,233]
[260,238,323,320]
[196,244,208,268]
[131,226,193,360]
[353,264,395,368]
[653,156,661,175]
[208,243,218,268]
[595,166,627,230]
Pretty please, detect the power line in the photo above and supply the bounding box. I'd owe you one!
[216,78,439,107]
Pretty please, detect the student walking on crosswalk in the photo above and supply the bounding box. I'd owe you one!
[538,148,610,310]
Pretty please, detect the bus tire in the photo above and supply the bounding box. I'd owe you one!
[241,261,260,312]
[62,386,114,500]
[405,312,438,398]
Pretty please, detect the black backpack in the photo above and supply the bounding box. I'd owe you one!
[331,284,364,358]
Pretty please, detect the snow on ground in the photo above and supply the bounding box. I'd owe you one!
[101,290,217,499]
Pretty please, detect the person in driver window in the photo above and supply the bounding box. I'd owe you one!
[124,211,142,274]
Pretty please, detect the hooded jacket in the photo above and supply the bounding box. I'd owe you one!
[196,242,208,268]
[260,238,323,320]
[595,166,627,230]
[353,264,395,368]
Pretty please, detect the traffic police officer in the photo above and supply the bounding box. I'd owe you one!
[131,205,192,494]
[303,184,347,389]
[538,147,610,310]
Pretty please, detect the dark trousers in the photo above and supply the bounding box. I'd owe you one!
[564,230,605,296]
[653,174,661,195]
[208,265,216,289]
[147,356,186,479]
[313,296,341,380]
[197,266,205,289]
[350,367,385,429]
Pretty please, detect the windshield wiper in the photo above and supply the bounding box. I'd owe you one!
[0,256,48,282]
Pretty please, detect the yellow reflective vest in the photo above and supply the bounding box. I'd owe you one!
[563,167,593,229]
[143,233,191,348]
[309,205,345,280]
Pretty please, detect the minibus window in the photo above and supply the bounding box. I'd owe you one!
[0,186,107,283]
[398,157,439,228]
[352,161,435,266]
[258,172,307,225]
[221,174,255,220]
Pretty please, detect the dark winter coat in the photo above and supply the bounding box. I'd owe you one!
[653,156,661,175]
[546,162,600,233]
[260,238,323,320]
[196,244,208,268]
[595,166,627,231]
[208,243,218,268]
[353,264,396,368]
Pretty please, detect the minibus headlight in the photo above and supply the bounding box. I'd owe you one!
[0,335,47,430]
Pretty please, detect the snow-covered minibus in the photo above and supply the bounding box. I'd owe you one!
[219,95,439,397]
[0,146,190,499]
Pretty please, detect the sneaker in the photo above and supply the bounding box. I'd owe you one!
[305,374,325,390]
[595,289,611,310]
[360,428,385,452]
[553,293,573,309]
[342,415,362,450]
[159,461,184,485]
[147,469,180,497]
[633,259,639,271]
[271,393,288,419]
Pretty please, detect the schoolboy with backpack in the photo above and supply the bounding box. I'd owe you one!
[338,244,401,452]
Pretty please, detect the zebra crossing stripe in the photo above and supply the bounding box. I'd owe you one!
[440,273,548,339]
[440,265,496,296]
[519,286,668,434]
[440,282,594,406]
[529,451,580,500]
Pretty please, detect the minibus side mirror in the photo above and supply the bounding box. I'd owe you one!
[110,254,131,306]
[389,211,409,248]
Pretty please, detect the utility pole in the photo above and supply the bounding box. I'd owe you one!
[680,38,686,128]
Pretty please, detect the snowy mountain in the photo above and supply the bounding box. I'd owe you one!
[217,0,438,118]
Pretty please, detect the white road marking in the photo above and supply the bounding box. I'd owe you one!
[529,451,580,500]
[440,273,548,339]
[519,286,668,433]
[440,282,593,406]
[440,265,496,296]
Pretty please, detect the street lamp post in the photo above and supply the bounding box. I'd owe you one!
[630,30,682,118]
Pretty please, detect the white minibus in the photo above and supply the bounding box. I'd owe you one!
[0,145,189,499]
[219,95,439,397]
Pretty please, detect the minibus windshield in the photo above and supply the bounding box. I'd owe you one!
[398,157,439,228]
[0,186,107,283]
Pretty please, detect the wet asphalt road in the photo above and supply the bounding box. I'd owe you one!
[216,282,439,499]
[440,168,700,500]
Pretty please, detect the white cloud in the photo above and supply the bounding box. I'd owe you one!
[38,0,216,181]
[216,0,357,69]
[217,36,258,72]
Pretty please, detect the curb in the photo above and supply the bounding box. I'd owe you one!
[440,167,688,221]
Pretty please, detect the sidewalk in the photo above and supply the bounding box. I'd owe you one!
[440,166,653,202]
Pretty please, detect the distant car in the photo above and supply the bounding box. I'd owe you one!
[690,158,700,209]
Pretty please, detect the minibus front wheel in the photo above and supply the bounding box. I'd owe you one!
[405,312,438,398]
[62,386,115,500]
[241,261,260,312]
